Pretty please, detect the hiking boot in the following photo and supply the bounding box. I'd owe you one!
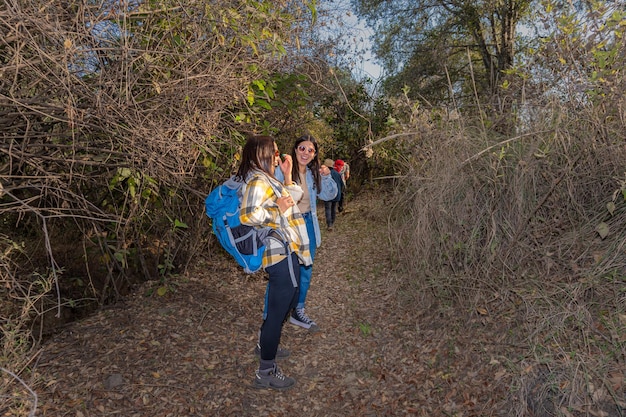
[254,344,290,359]
[253,364,295,390]
[289,308,320,332]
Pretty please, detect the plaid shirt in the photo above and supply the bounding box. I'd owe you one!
[240,171,312,269]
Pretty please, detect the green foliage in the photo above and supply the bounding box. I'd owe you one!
[317,79,369,153]
[235,72,312,135]
[534,1,626,105]
[357,322,372,336]
[309,67,394,183]
[352,0,533,103]
[1,0,322,321]
[108,168,159,206]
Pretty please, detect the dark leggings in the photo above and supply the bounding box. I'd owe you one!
[259,253,300,361]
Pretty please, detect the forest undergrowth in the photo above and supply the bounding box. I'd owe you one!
[1,185,623,416]
[0,191,520,416]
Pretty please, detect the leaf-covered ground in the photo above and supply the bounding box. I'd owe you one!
[33,193,522,416]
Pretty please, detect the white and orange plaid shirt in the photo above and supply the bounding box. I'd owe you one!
[239,171,312,269]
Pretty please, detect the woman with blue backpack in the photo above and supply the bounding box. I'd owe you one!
[275,134,338,332]
[236,134,312,390]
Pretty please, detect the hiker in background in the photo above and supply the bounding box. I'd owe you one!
[334,159,350,212]
[323,158,344,231]
[275,134,337,332]
[236,134,312,390]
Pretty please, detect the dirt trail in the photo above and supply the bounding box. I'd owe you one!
[33,193,512,416]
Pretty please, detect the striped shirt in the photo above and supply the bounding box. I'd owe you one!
[239,171,312,269]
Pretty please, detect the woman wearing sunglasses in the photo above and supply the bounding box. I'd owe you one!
[275,134,338,332]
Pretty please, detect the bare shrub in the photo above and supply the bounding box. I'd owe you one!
[383,93,626,414]
[371,6,626,404]
[0,235,40,416]
[0,0,300,303]
[0,0,309,411]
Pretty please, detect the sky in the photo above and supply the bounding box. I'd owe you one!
[321,1,383,84]
[345,12,383,82]
[357,40,383,82]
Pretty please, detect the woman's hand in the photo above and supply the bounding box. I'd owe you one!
[277,195,295,213]
[279,154,293,179]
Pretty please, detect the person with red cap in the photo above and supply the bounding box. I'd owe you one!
[334,159,349,212]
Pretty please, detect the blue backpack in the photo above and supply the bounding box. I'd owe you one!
[205,176,274,273]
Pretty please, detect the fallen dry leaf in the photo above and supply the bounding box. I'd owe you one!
[22,193,622,417]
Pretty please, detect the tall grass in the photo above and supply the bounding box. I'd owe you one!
[1,236,40,416]
[385,98,626,415]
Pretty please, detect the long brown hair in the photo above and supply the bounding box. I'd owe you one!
[235,134,277,181]
[290,134,321,191]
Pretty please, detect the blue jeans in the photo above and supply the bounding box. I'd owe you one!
[297,212,317,309]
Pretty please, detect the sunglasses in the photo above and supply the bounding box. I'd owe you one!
[274,149,280,157]
[297,145,316,154]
